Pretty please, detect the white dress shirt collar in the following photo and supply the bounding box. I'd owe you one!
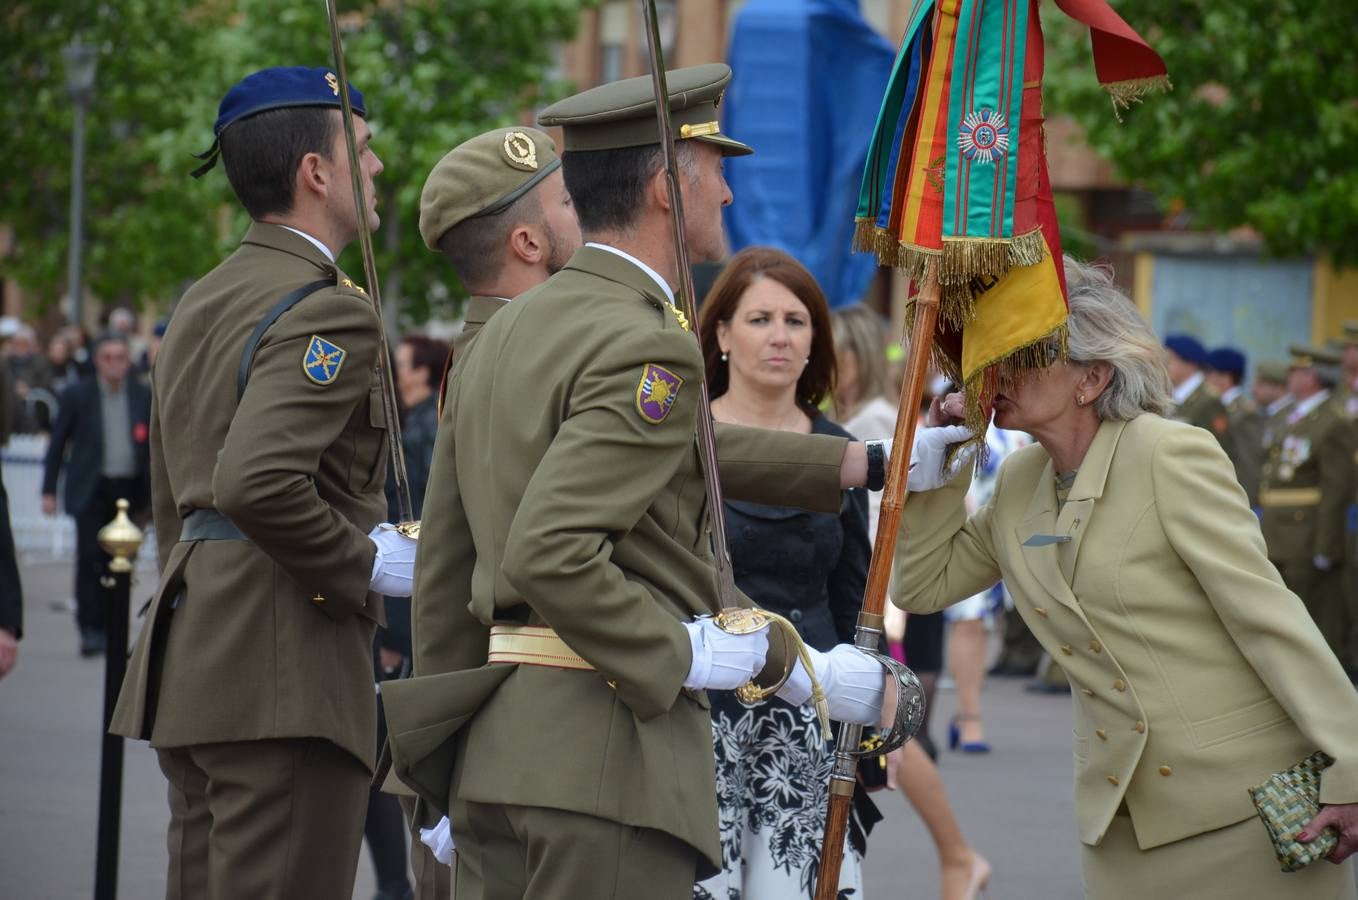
[1220,385,1243,407]
[280,225,336,263]
[1289,389,1330,422]
[586,242,676,306]
[1172,370,1205,406]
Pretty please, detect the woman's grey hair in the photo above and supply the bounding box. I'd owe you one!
[1063,257,1173,420]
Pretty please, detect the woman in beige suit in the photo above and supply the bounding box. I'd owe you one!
[894,258,1358,898]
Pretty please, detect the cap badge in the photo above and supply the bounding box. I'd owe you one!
[502,131,539,171]
[325,72,340,96]
[678,121,720,139]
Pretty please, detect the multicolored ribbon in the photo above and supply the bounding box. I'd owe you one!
[853,0,1167,428]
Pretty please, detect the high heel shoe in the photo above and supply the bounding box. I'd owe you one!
[964,853,992,900]
[948,714,991,753]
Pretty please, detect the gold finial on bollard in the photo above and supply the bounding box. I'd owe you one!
[98,498,144,574]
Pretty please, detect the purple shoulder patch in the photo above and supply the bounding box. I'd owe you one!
[635,363,684,424]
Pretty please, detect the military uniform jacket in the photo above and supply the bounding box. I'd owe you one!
[1223,391,1264,506]
[1259,396,1356,565]
[111,223,389,769]
[1172,380,1233,455]
[893,414,1358,851]
[382,247,848,872]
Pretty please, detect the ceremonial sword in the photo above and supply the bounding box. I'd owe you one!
[324,0,418,536]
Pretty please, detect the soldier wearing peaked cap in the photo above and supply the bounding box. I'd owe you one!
[109,66,418,900]
[1259,344,1358,664]
[1335,322,1358,419]
[382,63,890,900]
[419,125,582,392]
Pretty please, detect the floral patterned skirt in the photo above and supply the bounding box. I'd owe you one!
[694,694,864,900]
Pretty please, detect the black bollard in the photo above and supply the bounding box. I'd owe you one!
[94,499,142,900]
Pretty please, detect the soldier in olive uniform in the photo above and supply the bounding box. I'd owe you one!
[1165,333,1233,457]
[109,68,418,900]
[1205,346,1263,505]
[1337,322,1358,418]
[1253,359,1294,447]
[1259,345,1357,663]
[385,127,585,900]
[382,65,888,900]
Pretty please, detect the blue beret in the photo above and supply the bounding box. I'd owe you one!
[1164,334,1206,366]
[192,66,366,178]
[1205,347,1246,379]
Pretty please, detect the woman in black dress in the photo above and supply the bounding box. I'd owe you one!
[693,247,875,899]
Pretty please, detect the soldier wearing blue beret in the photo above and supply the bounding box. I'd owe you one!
[1165,333,1234,458]
[1205,346,1263,505]
[111,66,417,900]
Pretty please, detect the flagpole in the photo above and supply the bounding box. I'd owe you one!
[814,264,939,899]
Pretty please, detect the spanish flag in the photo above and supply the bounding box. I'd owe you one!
[854,0,1167,430]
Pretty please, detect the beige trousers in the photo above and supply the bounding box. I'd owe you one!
[1082,810,1357,899]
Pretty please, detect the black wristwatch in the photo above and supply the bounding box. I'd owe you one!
[865,440,886,492]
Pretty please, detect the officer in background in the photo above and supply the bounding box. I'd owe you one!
[1165,333,1233,455]
[1337,322,1358,418]
[110,67,417,900]
[1205,346,1263,505]
[419,126,582,366]
[1258,345,1356,665]
[383,64,887,900]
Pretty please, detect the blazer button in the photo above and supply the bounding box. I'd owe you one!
[1034,606,1048,617]
[1158,765,1173,777]
[1060,644,1074,655]
[1095,729,1107,740]
[1135,721,1146,733]
[1113,678,1127,692]
[1088,640,1102,653]
[1106,775,1120,786]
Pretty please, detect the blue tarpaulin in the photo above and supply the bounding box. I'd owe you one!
[722,0,895,307]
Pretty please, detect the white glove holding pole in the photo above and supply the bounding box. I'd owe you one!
[906,424,975,492]
[369,524,418,597]
[776,643,885,726]
[683,617,770,691]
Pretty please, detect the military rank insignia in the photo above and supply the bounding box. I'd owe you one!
[303,335,347,385]
[636,363,684,424]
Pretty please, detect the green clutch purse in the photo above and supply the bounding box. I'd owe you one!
[1247,750,1337,872]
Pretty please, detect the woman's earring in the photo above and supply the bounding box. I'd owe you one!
[1077,393,1086,406]
[721,352,728,362]
[804,357,811,365]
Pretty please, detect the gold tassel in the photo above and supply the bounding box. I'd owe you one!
[1103,75,1173,121]
[852,218,878,255]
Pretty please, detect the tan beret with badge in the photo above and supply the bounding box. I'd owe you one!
[419,126,561,250]
[538,62,751,157]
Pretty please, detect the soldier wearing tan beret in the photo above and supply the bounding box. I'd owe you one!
[420,126,582,371]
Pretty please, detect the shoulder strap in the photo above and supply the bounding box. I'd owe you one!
[236,279,334,401]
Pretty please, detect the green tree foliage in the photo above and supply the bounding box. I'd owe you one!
[1,0,588,324]
[1044,0,1358,264]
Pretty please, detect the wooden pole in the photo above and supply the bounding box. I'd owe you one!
[814,267,940,898]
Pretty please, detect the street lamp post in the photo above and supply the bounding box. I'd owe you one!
[63,39,97,331]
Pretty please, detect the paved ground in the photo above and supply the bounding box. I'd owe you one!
[3,558,1353,899]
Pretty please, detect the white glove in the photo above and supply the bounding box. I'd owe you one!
[907,424,974,492]
[776,643,885,726]
[419,815,455,865]
[369,524,417,597]
[682,617,770,691]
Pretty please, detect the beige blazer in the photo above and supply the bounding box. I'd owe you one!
[894,413,1358,850]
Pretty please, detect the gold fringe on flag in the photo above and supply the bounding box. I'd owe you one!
[1103,75,1172,120]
